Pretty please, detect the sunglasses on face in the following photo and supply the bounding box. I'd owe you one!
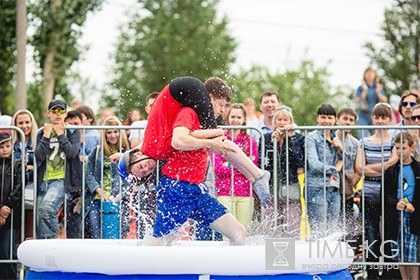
[50,108,66,115]
[411,115,420,121]
[402,101,417,107]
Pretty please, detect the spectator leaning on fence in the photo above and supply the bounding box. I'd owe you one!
[355,102,398,279]
[306,104,343,239]
[0,131,22,280]
[11,109,39,239]
[335,108,360,237]
[384,132,420,280]
[85,116,129,239]
[261,105,305,238]
[214,103,259,232]
[35,99,83,239]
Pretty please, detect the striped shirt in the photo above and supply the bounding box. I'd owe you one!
[359,137,394,196]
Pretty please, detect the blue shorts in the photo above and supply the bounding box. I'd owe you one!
[391,216,418,262]
[153,176,228,237]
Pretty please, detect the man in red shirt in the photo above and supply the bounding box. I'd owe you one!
[123,77,270,207]
[150,79,247,245]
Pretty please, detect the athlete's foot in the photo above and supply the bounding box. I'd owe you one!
[252,170,271,207]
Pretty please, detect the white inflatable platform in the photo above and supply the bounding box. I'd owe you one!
[18,239,354,276]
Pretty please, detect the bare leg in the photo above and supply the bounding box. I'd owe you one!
[399,266,409,280]
[221,140,271,207]
[408,266,418,280]
[209,213,246,245]
[222,140,263,182]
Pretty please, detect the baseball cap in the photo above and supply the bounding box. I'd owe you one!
[48,99,67,111]
[0,131,12,144]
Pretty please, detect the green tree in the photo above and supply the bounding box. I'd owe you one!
[365,0,420,93]
[28,0,103,122]
[228,61,350,126]
[0,1,17,115]
[107,0,236,117]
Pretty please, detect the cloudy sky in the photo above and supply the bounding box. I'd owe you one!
[72,0,393,104]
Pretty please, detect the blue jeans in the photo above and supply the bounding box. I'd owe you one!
[361,195,381,262]
[66,192,82,239]
[37,179,65,238]
[306,186,340,239]
[0,228,17,280]
[87,199,102,239]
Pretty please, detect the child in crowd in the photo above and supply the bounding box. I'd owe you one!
[384,132,420,280]
[35,99,83,239]
[0,131,22,280]
[215,103,258,231]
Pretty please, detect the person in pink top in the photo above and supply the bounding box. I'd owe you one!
[215,104,258,230]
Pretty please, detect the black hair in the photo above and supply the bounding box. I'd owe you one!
[317,104,336,117]
[65,110,83,122]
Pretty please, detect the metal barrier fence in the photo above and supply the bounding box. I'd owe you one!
[0,126,27,280]
[2,124,420,279]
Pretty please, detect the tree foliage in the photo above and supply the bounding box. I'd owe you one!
[228,61,351,126]
[365,0,420,93]
[107,0,237,117]
[28,0,103,122]
[0,1,17,115]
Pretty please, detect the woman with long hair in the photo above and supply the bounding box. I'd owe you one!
[355,103,399,279]
[11,109,39,239]
[214,103,258,230]
[85,116,129,238]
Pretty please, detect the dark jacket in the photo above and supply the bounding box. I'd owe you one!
[260,132,305,191]
[35,128,82,196]
[384,159,420,241]
[0,157,22,229]
[14,140,34,183]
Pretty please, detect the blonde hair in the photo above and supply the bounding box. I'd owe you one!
[12,109,38,150]
[243,98,256,107]
[102,116,129,157]
[273,106,294,125]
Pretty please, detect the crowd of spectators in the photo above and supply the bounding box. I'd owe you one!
[1,68,420,279]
